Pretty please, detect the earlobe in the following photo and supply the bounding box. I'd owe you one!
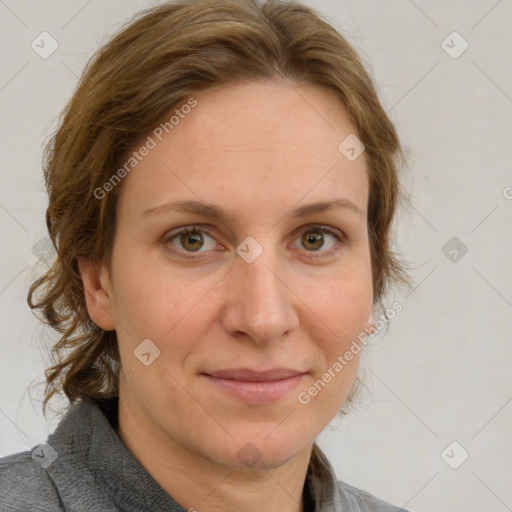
[78,258,116,331]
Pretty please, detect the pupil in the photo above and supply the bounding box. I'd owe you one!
[304,232,323,250]
[182,232,203,251]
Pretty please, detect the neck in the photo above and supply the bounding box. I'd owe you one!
[116,394,312,512]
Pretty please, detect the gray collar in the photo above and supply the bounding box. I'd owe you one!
[46,398,343,511]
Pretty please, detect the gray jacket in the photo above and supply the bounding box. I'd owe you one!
[0,398,409,511]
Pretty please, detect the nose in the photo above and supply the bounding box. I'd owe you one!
[219,243,299,345]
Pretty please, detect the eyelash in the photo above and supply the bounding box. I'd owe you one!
[162,224,346,260]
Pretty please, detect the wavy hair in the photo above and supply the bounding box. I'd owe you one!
[28,0,409,420]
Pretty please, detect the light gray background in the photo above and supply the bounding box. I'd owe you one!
[1,1,511,510]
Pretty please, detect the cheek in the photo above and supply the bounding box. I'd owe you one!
[296,274,370,416]
[109,249,220,341]
[112,264,216,401]
[310,266,373,343]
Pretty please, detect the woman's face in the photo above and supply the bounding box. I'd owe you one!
[83,80,373,470]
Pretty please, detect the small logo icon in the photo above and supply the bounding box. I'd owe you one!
[32,237,55,266]
[442,236,468,263]
[441,441,469,469]
[31,442,58,469]
[338,134,365,161]
[31,31,59,59]
[237,442,263,467]
[134,338,161,366]
[441,32,468,59]
[236,237,263,263]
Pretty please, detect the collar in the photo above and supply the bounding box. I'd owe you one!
[46,397,343,511]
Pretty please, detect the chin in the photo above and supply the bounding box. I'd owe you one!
[211,428,313,471]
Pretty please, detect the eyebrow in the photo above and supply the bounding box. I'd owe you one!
[142,198,364,220]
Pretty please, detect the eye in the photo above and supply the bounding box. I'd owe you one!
[292,225,344,257]
[163,226,219,255]
[163,224,345,259]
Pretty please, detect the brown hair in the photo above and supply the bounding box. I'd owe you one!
[28,0,409,417]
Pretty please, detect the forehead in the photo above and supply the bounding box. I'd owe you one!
[117,80,368,219]
[177,80,359,163]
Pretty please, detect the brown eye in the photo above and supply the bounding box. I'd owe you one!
[293,226,343,257]
[180,231,204,252]
[301,231,325,251]
[165,227,218,254]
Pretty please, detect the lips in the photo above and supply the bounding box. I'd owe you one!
[201,368,307,403]
[203,368,305,381]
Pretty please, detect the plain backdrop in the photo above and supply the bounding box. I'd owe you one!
[1,1,511,510]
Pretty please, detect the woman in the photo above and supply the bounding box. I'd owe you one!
[0,0,410,510]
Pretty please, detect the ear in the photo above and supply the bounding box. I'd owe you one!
[78,258,116,331]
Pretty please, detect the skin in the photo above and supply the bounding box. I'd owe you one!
[80,80,374,512]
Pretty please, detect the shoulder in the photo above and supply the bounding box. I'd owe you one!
[336,479,410,512]
[0,449,64,511]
